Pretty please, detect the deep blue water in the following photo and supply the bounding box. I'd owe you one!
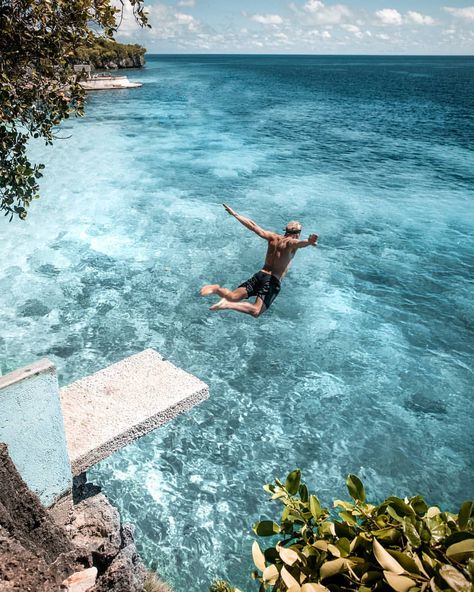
[1,55,473,591]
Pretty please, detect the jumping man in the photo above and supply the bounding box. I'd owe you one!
[200,203,318,317]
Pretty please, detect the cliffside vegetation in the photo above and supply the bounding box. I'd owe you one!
[74,39,146,70]
[0,0,148,221]
[211,471,473,592]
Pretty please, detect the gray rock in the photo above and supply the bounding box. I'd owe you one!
[93,524,146,592]
[67,493,121,557]
[61,566,98,591]
[1,445,147,592]
[0,444,90,591]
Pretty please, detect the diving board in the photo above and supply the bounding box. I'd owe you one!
[60,349,209,476]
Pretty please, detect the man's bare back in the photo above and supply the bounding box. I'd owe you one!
[262,234,301,280]
[200,204,318,317]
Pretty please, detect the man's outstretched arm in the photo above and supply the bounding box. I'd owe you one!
[293,234,319,249]
[223,203,273,239]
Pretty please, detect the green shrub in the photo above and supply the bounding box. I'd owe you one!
[209,581,240,592]
[215,470,474,592]
[74,38,146,68]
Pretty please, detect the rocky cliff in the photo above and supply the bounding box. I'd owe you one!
[73,39,146,70]
[0,443,147,591]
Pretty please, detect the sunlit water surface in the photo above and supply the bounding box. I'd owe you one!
[1,56,473,591]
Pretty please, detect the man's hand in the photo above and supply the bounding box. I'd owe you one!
[308,233,318,246]
[222,203,272,240]
[223,203,236,217]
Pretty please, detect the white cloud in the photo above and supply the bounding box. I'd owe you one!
[115,0,474,55]
[406,11,435,25]
[375,8,403,25]
[301,0,351,24]
[444,6,474,21]
[141,3,201,39]
[341,24,363,38]
[375,8,435,26]
[250,14,283,25]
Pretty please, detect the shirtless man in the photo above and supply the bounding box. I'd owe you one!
[200,203,318,317]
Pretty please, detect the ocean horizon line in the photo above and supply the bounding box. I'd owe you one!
[141,52,474,57]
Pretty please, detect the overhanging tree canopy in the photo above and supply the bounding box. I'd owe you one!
[0,0,148,221]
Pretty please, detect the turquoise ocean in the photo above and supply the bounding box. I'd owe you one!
[1,55,473,590]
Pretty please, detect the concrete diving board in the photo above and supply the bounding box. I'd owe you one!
[60,349,209,476]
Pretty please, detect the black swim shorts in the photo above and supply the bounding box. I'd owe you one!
[239,271,281,310]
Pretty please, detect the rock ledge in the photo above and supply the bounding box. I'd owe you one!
[0,444,146,591]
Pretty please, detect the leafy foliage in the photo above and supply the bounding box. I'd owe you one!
[209,581,241,592]
[214,471,474,592]
[0,0,148,221]
[73,38,146,69]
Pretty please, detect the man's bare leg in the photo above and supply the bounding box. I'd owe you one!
[210,298,265,318]
[200,285,247,302]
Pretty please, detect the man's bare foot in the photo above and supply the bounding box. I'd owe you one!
[209,298,228,311]
[200,284,220,296]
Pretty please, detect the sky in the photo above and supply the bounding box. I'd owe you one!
[116,1,474,54]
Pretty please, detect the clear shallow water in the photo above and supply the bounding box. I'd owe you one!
[1,55,474,590]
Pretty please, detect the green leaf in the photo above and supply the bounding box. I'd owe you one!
[252,541,266,572]
[372,527,400,543]
[444,532,474,547]
[264,547,279,563]
[339,511,358,526]
[285,470,301,495]
[361,571,384,585]
[403,519,422,548]
[387,506,405,523]
[373,538,404,574]
[458,501,473,530]
[334,520,355,539]
[426,516,450,543]
[409,495,428,516]
[310,495,322,520]
[439,565,471,592]
[299,484,309,502]
[386,497,416,517]
[262,564,279,585]
[335,537,351,558]
[278,545,300,566]
[446,538,474,562]
[319,521,336,537]
[320,558,347,580]
[280,566,300,589]
[346,475,365,502]
[383,571,417,592]
[253,521,281,536]
[386,550,420,575]
[334,500,355,510]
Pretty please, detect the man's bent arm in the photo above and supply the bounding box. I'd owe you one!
[294,234,318,249]
[223,203,272,239]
